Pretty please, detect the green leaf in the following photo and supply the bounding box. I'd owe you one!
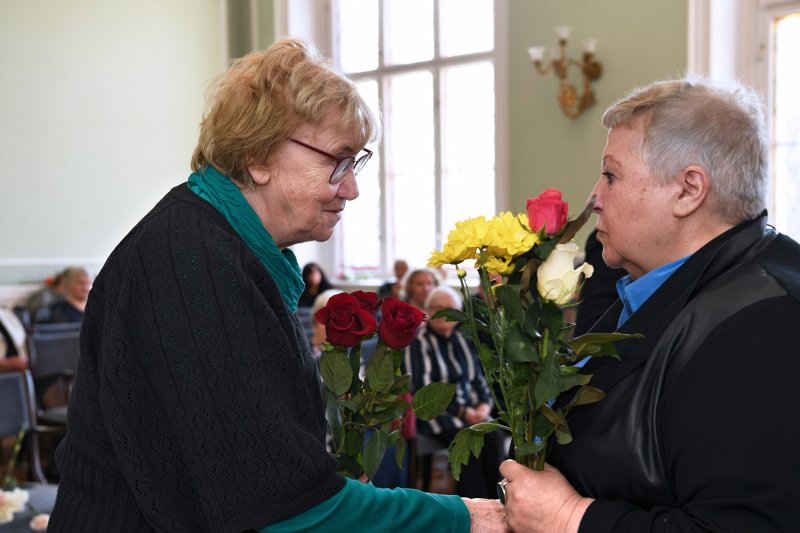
[539,404,571,445]
[558,371,591,393]
[412,382,456,420]
[339,395,367,413]
[533,348,561,409]
[320,350,353,396]
[365,350,395,393]
[344,428,362,456]
[503,322,539,362]
[335,453,363,479]
[325,393,344,445]
[431,308,469,323]
[564,385,605,412]
[569,332,643,360]
[394,437,406,469]
[390,373,412,395]
[514,440,545,458]
[447,421,503,481]
[540,301,563,335]
[363,430,389,480]
[495,284,525,323]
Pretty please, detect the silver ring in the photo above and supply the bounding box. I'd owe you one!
[497,478,510,504]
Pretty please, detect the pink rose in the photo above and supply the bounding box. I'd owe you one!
[526,188,569,235]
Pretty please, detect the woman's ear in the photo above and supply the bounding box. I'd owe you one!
[673,166,710,218]
[248,163,272,187]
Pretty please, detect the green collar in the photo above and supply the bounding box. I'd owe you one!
[188,165,305,314]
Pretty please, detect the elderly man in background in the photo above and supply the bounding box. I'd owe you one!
[500,77,800,532]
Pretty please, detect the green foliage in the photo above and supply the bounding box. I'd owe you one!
[446,210,641,475]
[412,383,457,421]
[321,342,455,480]
[448,421,504,481]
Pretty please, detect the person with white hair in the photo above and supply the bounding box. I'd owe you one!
[403,285,507,499]
[499,77,800,532]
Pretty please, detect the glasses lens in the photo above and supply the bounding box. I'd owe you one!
[330,158,355,184]
[353,151,373,175]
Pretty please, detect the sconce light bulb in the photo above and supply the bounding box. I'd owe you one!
[554,26,572,40]
[527,46,546,62]
[583,38,598,54]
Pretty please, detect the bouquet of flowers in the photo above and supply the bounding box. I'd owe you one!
[1,427,49,530]
[315,292,455,480]
[428,189,639,478]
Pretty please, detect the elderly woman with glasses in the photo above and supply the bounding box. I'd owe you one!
[49,39,506,533]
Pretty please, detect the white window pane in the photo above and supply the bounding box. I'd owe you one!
[775,14,800,144]
[773,13,800,243]
[385,0,433,66]
[441,61,495,232]
[341,79,381,271]
[337,0,378,73]
[439,0,494,57]
[385,71,435,267]
[773,144,800,239]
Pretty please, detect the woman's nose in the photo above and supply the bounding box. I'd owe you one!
[336,170,359,200]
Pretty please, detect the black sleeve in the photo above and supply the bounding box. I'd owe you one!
[580,296,800,532]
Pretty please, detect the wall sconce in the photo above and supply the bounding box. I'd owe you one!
[528,26,603,120]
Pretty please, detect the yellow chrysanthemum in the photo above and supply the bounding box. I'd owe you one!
[448,216,491,249]
[428,216,489,267]
[428,242,478,267]
[479,255,517,276]
[485,212,540,258]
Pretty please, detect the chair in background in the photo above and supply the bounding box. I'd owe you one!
[295,307,314,347]
[0,370,62,484]
[26,327,81,425]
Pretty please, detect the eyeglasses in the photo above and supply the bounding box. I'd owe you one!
[289,138,373,185]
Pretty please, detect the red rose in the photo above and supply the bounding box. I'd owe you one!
[315,292,377,348]
[351,290,381,315]
[526,188,569,235]
[378,297,425,350]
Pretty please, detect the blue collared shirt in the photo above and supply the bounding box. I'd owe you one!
[616,255,691,328]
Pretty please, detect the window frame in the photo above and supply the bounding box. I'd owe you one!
[274,0,509,280]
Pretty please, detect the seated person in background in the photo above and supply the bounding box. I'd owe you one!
[309,288,343,358]
[0,306,28,372]
[378,259,409,300]
[403,267,440,310]
[45,267,92,323]
[403,285,506,499]
[298,262,334,308]
[24,269,68,324]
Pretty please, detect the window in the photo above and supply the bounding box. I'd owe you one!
[331,0,498,278]
[689,0,800,242]
[771,12,800,240]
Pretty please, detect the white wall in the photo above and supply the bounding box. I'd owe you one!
[0,0,225,283]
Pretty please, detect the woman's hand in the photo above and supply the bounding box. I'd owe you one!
[499,460,593,533]
[462,498,509,533]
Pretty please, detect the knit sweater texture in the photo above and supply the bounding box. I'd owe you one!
[49,184,344,532]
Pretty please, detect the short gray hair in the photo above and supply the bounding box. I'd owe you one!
[424,285,463,311]
[603,76,767,224]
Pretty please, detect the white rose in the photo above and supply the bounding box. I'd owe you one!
[536,241,594,305]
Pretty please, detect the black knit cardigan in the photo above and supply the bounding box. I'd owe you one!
[49,184,344,532]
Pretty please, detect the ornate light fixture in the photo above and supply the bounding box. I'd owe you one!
[528,26,602,120]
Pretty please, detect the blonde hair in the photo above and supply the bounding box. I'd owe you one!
[191,38,380,189]
[603,76,767,224]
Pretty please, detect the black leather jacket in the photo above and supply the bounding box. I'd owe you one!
[550,214,800,532]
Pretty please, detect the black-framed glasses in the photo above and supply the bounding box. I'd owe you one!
[289,138,373,185]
